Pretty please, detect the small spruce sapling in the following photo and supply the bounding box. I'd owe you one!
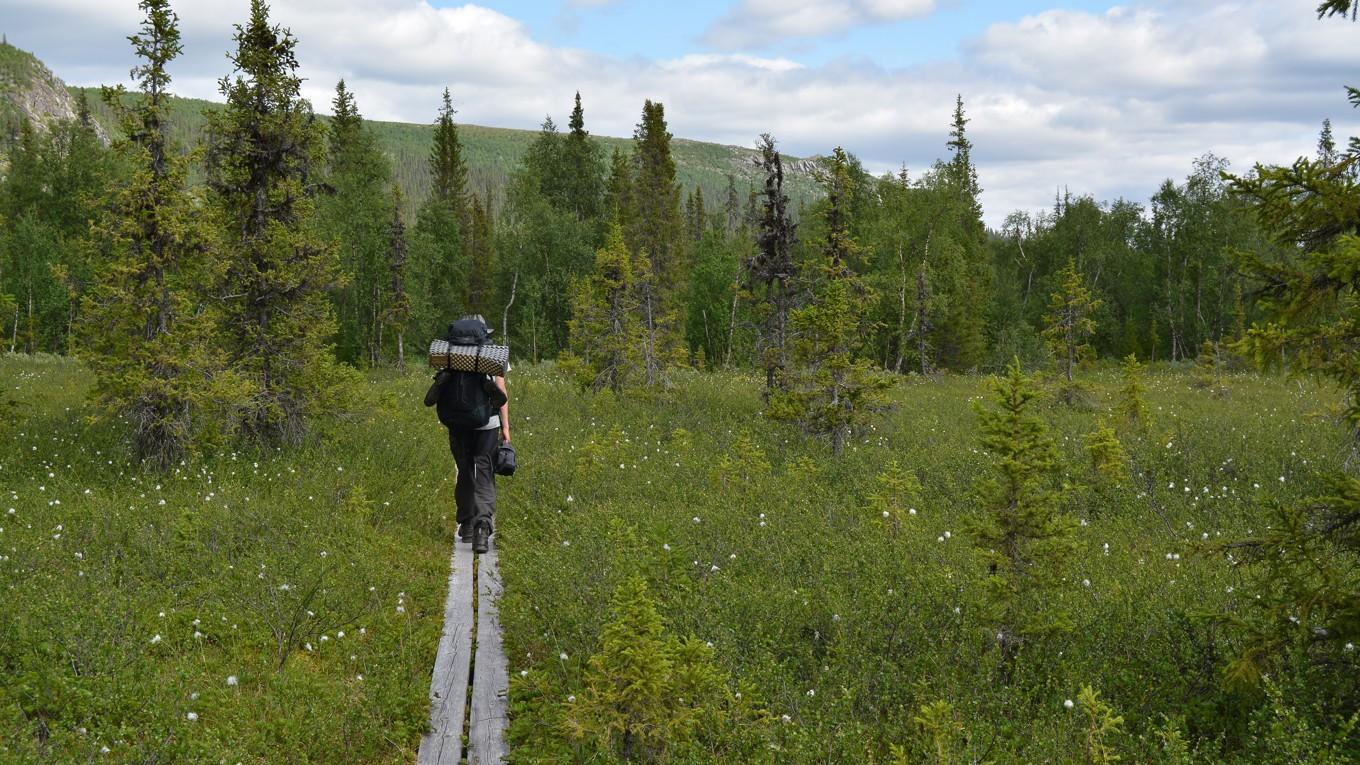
[1078,685,1125,765]
[867,459,923,531]
[1192,339,1228,398]
[574,577,753,761]
[1085,420,1130,488]
[1118,354,1149,430]
[964,359,1077,666]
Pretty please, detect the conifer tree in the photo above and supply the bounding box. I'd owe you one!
[430,87,469,214]
[628,100,687,386]
[573,577,738,762]
[748,133,798,398]
[1192,338,1227,397]
[1217,0,1360,683]
[561,92,605,221]
[463,192,496,316]
[80,0,220,467]
[1043,258,1101,403]
[382,184,411,372]
[319,79,393,365]
[568,222,643,393]
[605,146,633,228]
[412,89,468,338]
[964,360,1077,666]
[685,185,707,243]
[1118,354,1148,429]
[204,0,351,444]
[769,147,892,456]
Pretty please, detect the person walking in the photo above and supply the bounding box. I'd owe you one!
[425,314,509,554]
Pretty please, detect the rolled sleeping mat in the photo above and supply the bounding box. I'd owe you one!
[428,339,510,376]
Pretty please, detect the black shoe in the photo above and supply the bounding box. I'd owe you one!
[471,521,491,554]
[458,523,473,543]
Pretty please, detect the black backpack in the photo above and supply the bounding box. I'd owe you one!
[428,318,505,429]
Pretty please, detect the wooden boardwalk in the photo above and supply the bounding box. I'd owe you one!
[417,535,509,765]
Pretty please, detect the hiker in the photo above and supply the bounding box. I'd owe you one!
[424,314,510,554]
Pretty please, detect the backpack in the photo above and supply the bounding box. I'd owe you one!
[431,318,504,429]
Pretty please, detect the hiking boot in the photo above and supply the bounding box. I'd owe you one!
[458,523,473,543]
[471,521,491,554]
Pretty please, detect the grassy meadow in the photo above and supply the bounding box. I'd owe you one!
[1,353,1356,762]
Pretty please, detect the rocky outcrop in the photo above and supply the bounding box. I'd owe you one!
[0,41,109,144]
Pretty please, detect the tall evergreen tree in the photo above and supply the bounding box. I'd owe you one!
[748,133,798,398]
[561,92,606,222]
[605,146,633,228]
[79,0,220,467]
[769,147,892,456]
[204,0,351,444]
[1210,0,1360,689]
[430,87,469,213]
[319,79,393,365]
[412,89,469,340]
[568,222,643,393]
[463,192,496,316]
[628,100,687,386]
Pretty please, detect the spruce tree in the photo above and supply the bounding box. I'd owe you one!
[1118,353,1148,429]
[204,0,351,444]
[628,100,687,386]
[463,193,496,316]
[79,0,219,467]
[1043,258,1101,404]
[748,133,798,398]
[605,146,633,228]
[964,360,1077,666]
[319,79,393,365]
[430,87,469,213]
[412,89,469,339]
[567,222,643,393]
[768,147,892,456]
[1217,0,1360,684]
[561,92,605,221]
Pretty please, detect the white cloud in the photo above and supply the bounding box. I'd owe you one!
[702,0,940,50]
[3,0,1358,226]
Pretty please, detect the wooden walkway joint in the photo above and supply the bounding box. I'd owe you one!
[417,535,509,764]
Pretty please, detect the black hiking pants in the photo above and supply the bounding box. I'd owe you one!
[449,427,499,533]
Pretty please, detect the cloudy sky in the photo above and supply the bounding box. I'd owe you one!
[3,0,1358,225]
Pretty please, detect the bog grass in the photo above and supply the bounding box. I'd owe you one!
[1,353,1354,762]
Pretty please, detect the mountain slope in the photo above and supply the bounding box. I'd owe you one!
[0,42,107,146]
[69,82,823,214]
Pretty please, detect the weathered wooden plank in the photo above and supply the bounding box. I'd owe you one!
[417,536,476,765]
[468,539,509,765]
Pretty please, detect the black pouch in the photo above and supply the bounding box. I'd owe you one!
[494,443,517,476]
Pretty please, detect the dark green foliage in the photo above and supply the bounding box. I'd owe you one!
[769,147,893,456]
[628,100,687,386]
[1043,258,1101,404]
[1214,0,1360,702]
[1,112,114,354]
[78,0,220,468]
[560,92,606,221]
[382,184,411,372]
[567,223,642,392]
[203,0,353,444]
[747,133,798,394]
[965,359,1077,664]
[317,79,394,366]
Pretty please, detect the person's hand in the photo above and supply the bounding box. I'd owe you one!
[500,425,511,443]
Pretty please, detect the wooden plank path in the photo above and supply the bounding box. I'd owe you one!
[417,534,508,764]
